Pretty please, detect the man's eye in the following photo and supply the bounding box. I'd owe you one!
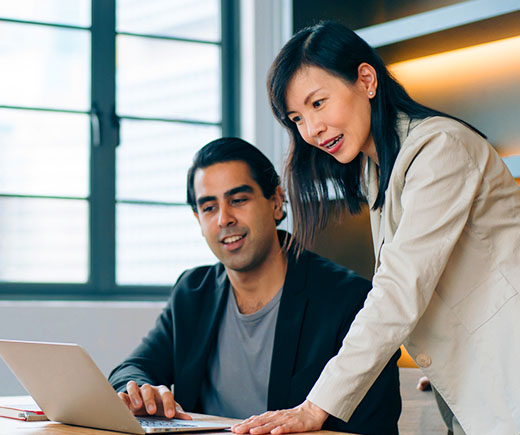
[232,198,247,205]
[202,205,215,213]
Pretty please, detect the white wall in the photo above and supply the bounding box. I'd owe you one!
[240,0,293,231]
[239,0,292,174]
[0,301,164,395]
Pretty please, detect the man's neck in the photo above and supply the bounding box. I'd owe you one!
[226,246,288,315]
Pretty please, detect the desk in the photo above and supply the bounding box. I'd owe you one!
[0,397,349,435]
[1,370,444,435]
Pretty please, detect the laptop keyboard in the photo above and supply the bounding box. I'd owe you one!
[136,416,198,428]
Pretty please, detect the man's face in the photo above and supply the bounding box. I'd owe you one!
[193,161,284,273]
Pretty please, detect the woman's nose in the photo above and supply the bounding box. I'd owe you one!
[306,115,325,139]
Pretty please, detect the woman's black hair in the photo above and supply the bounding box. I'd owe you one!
[267,20,484,251]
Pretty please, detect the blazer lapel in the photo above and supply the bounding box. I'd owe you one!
[368,114,412,271]
[176,268,229,411]
[267,253,309,410]
[368,159,385,270]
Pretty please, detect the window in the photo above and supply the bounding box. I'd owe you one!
[0,0,239,299]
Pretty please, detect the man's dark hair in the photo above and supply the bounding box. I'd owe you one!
[186,137,286,224]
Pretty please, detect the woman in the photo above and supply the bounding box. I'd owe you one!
[232,21,520,435]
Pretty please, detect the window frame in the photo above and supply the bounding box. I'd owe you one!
[0,0,240,300]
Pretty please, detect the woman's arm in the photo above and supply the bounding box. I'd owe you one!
[309,130,483,418]
[233,127,484,433]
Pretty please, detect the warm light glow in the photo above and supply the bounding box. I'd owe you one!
[389,35,520,95]
[388,35,520,157]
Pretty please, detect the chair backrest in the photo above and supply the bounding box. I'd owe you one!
[397,345,417,368]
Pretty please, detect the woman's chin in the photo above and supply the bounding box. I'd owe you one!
[331,150,358,165]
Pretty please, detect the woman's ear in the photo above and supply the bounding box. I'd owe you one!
[357,62,378,99]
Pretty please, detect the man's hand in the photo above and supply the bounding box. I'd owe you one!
[231,400,328,434]
[118,381,192,420]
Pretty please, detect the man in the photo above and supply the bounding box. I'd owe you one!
[109,138,401,434]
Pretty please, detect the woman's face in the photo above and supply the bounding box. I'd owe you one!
[285,64,378,164]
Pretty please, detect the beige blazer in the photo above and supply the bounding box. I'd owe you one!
[307,115,520,435]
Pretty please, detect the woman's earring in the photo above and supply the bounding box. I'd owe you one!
[369,91,374,97]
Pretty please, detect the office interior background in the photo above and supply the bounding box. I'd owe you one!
[1,0,519,395]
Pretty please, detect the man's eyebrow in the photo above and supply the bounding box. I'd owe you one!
[196,195,216,207]
[196,185,254,207]
[286,88,321,115]
[225,185,254,197]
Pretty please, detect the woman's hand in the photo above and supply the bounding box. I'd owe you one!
[231,400,329,434]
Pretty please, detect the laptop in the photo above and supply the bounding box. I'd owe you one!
[0,339,231,434]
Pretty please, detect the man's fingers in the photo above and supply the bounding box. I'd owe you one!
[122,382,191,419]
[126,381,143,409]
[154,385,191,420]
[140,384,157,414]
[118,392,132,409]
[156,385,175,418]
[174,402,193,420]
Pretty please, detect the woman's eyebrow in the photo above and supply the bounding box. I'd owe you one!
[287,88,322,115]
[303,88,322,105]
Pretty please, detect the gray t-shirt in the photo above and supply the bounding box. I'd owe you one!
[200,285,282,418]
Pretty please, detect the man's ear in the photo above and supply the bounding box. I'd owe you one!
[273,186,285,221]
[357,62,378,98]
[193,211,200,224]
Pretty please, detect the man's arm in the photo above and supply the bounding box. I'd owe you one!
[108,267,222,418]
[108,294,183,418]
[108,301,175,392]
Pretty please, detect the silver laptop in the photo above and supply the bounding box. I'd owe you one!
[0,339,231,434]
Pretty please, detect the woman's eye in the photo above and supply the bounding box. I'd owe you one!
[312,99,323,108]
[291,115,302,123]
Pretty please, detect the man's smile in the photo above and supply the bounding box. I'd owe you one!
[220,233,247,251]
[221,234,245,244]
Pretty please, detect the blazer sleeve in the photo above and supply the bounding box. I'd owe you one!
[307,129,484,421]
[108,288,179,393]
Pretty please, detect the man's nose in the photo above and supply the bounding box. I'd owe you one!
[218,204,236,227]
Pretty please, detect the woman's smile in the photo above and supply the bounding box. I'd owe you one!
[320,133,344,153]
